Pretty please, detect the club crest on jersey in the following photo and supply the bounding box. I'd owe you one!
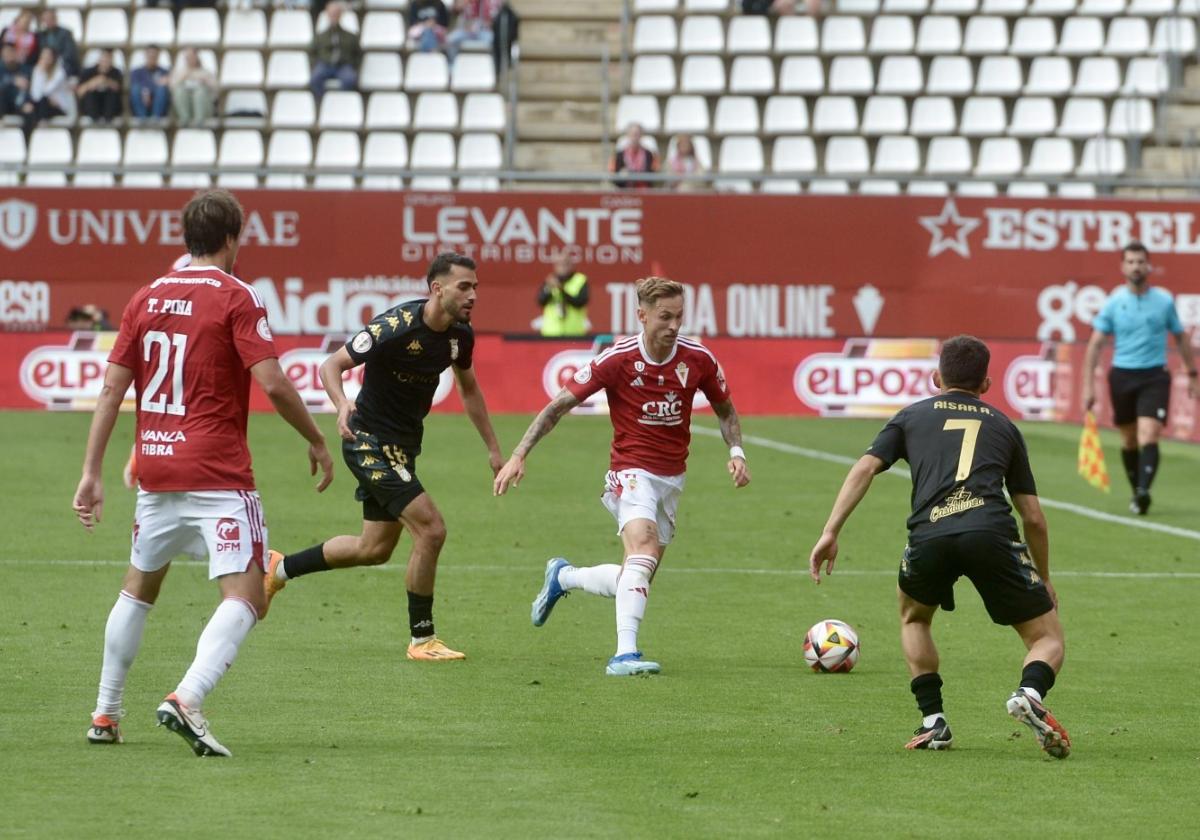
[352,331,373,353]
[574,365,592,384]
[675,362,690,388]
[450,338,459,361]
[257,317,273,342]
[407,339,422,355]
[634,361,645,373]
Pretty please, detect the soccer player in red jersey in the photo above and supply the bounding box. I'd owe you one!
[73,189,334,757]
[494,277,751,676]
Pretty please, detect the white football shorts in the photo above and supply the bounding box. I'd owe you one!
[601,468,686,545]
[131,489,268,579]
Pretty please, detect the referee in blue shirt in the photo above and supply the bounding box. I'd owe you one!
[1082,241,1199,515]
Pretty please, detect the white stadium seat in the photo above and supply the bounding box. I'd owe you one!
[84,9,129,48]
[1123,57,1168,95]
[860,179,902,195]
[975,137,1023,175]
[680,16,724,53]
[268,10,314,49]
[960,96,1007,136]
[663,95,710,133]
[729,56,775,95]
[633,16,677,53]
[958,181,1000,197]
[405,53,449,92]
[458,133,503,171]
[170,128,215,187]
[763,96,809,134]
[1104,17,1151,56]
[680,55,725,94]
[1009,97,1057,136]
[1026,137,1075,175]
[130,9,174,48]
[813,96,859,134]
[728,16,771,53]
[177,9,220,48]
[927,56,973,95]
[220,50,264,89]
[216,129,264,188]
[451,53,496,92]
[771,136,818,173]
[916,17,962,54]
[868,16,915,54]
[910,97,956,136]
[862,96,908,135]
[714,96,760,135]
[1108,97,1154,135]
[774,16,819,53]
[1024,56,1073,95]
[461,93,505,132]
[361,52,403,91]
[74,127,121,187]
[412,92,459,130]
[1058,98,1107,138]
[877,56,923,94]
[976,55,1023,94]
[1058,17,1104,56]
[314,131,362,189]
[631,56,676,95]
[1077,137,1127,175]
[265,130,313,188]
[411,131,456,191]
[319,91,365,129]
[824,136,870,174]
[362,131,408,190]
[222,10,267,49]
[963,16,1009,55]
[1008,181,1052,197]
[271,91,316,128]
[1010,17,1056,56]
[874,135,920,174]
[926,136,972,175]
[223,89,268,125]
[821,17,866,53]
[122,128,167,187]
[361,12,404,50]
[828,56,874,94]
[267,51,311,89]
[779,56,825,94]
[365,92,412,130]
[615,95,661,132]
[1152,17,1196,54]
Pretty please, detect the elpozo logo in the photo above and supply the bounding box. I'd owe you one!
[793,338,940,417]
[20,332,133,409]
[1002,343,1068,422]
[0,199,37,251]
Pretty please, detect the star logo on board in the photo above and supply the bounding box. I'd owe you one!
[918,199,980,259]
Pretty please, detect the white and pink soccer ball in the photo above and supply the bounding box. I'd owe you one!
[803,619,860,673]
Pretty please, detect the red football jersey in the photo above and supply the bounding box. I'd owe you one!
[566,334,731,475]
[109,265,277,491]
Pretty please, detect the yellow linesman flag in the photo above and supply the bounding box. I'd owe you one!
[1077,411,1110,493]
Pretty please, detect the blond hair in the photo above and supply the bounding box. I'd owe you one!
[636,276,684,307]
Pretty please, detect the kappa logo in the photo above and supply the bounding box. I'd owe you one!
[0,199,38,251]
[407,339,422,354]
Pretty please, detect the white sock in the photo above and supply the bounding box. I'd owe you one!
[411,635,434,645]
[615,555,657,655]
[275,561,289,582]
[558,564,620,597]
[174,598,257,710]
[94,591,152,717]
[923,713,945,729]
[1020,687,1043,703]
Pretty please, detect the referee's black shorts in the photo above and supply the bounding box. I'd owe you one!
[1108,366,1170,427]
[898,531,1054,626]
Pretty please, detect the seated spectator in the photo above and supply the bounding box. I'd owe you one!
[0,44,30,118]
[66,304,113,331]
[38,10,80,79]
[310,1,361,99]
[171,47,217,126]
[446,0,501,63]
[130,46,171,119]
[22,47,76,137]
[77,49,123,124]
[609,123,658,190]
[408,0,450,53]
[0,10,38,69]
[666,134,706,192]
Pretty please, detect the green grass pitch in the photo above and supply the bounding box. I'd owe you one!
[3,409,1199,838]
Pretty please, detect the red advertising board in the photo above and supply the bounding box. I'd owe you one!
[4,332,1197,443]
[3,189,1200,343]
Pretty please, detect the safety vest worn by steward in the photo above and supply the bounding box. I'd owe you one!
[541,272,588,336]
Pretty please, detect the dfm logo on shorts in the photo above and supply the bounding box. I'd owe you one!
[215,518,241,552]
[640,392,684,426]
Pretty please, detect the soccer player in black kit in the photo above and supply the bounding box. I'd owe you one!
[265,253,504,661]
[808,336,1070,758]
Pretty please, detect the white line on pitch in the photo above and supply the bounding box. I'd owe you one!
[5,559,1199,579]
[692,426,1200,543]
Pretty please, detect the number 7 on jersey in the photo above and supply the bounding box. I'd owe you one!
[943,419,981,481]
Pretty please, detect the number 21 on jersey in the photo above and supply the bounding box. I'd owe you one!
[943,419,981,481]
[142,330,188,416]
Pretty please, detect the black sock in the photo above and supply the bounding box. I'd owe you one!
[283,544,329,579]
[408,591,434,639]
[910,672,944,718]
[1019,660,1057,700]
[1138,443,1159,491]
[1120,448,1139,492]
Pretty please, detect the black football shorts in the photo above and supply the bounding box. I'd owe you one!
[899,531,1054,626]
[1108,366,1171,427]
[342,425,425,522]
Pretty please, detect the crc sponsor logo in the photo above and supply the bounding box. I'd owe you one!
[920,199,1200,257]
[215,518,241,552]
[399,199,644,265]
[253,276,427,335]
[0,200,37,251]
[19,332,130,409]
[640,392,684,427]
[794,339,940,417]
[1003,344,1068,422]
[279,338,453,411]
[1,280,50,328]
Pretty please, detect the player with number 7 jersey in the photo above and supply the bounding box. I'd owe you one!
[74,189,334,758]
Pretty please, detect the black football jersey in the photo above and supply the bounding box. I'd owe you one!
[867,392,1037,543]
[345,299,473,448]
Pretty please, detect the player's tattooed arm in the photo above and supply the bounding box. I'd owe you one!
[514,388,580,458]
[494,389,580,496]
[713,399,750,488]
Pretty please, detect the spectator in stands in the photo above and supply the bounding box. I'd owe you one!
[130,45,171,119]
[66,305,112,331]
[21,47,75,138]
[666,134,705,192]
[171,47,217,126]
[0,10,37,69]
[38,10,80,79]
[77,49,124,124]
[537,254,590,337]
[408,0,451,53]
[609,122,658,190]
[446,0,502,64]
[0,44,30,118]
[741,0,821,15]
[310,1,361,99]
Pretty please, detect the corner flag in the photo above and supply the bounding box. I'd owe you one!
[1077,411,1110,493]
